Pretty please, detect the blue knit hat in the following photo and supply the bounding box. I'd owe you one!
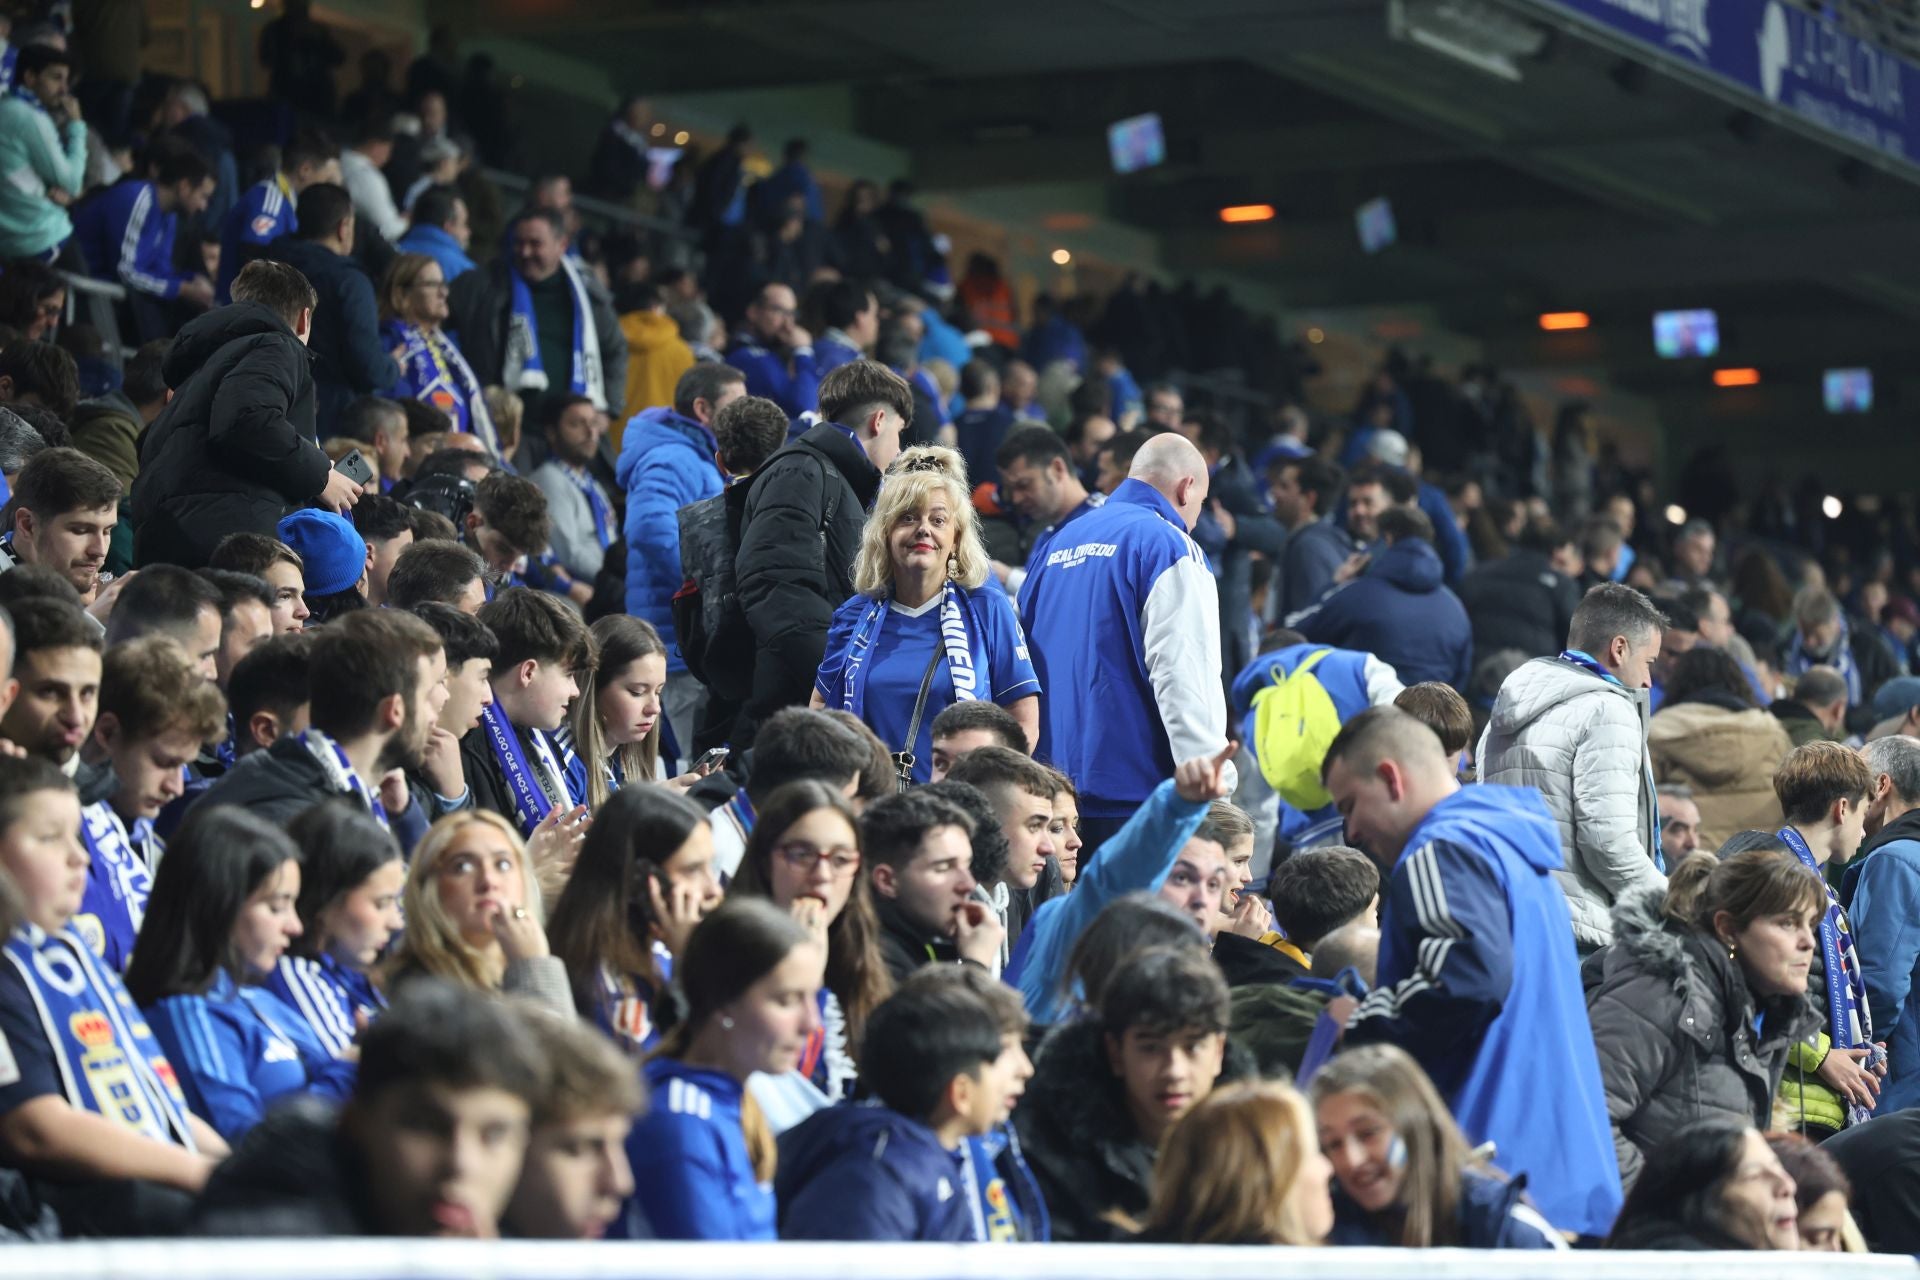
[1873,675,1920,723]
[276,508,368,596]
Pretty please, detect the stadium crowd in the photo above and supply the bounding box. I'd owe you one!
[5,0,1920,1258]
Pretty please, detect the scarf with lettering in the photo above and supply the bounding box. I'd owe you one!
[73,802,156,973]
[502,255,605,410]
[298,729,389,829]
[1777,824,1872,1110]
[384,317,499,455]
[481,703,569,835]
[835,582,985,743]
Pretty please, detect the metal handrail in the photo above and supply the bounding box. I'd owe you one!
[483,167,696,242]
[57,270,132,362]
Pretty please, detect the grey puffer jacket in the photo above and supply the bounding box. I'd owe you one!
[1477,655,1663,950]
[1585,886,1817,1193]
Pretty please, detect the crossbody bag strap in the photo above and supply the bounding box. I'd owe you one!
[892,643,947,791]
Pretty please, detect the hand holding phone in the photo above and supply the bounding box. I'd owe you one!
[333,448,375,487]
[692,747,730,776]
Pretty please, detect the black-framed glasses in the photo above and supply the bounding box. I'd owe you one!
[776,843,861,875]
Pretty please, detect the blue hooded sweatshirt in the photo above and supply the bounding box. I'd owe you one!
[618,407,723,673]
[1291,538,1472,690]
[1346,784,1622,1239]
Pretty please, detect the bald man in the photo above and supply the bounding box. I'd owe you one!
[1322,706,1620,1236]
[1020,431,1234,859]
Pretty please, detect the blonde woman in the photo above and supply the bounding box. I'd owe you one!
[384,811,574,1017]
[1131,1080,1334,1246]
[812,445,1040,786]
[380,252,499,455]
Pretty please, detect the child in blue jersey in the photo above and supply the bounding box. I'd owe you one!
[125,806,357,1144]
[777,964,1046,1242]
[268,801,404,1058]
[548,785,720,1056]
[0,756,228,1234]
[614,897,825,1240]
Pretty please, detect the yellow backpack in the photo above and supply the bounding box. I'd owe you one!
[1250,648,1341,810]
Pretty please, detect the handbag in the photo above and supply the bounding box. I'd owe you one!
[891,645,947,792]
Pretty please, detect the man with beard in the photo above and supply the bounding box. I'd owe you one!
[0,448,121,612]
[196,609,448,853]
[529,394,616,584]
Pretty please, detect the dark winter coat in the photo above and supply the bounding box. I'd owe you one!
[260,236,399,435]
[191,1098,374,1236]
[131,301,330,569]
[445,258,627,416]
[194,738,428,852]
[874,895,959,984]
[1457,548,1581,668]
[1327,1168,1563,1249]
[1292,538,1473,689]
[1012,1018,1255,1242]
[1584,885,1816,1192]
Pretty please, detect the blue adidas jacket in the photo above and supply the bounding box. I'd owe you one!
[143,969,358,1144]
[1291,539,1472,691]
[1006,777,1213,1022]
[620,1058,774,1240]
[775,1103,972,1240]
[726,340,820,421]
[266,952,385,1061]
[395,223,477,284]
[617,407,723,674]
[1023,478,1234,814]
[1345,785,1622,1238]
[73,179,189,300]
[1845,811,1920,1111]
[217,176,296,301]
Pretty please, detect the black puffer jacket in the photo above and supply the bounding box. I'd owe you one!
[733,423,881,746]
[1013,1018,1257,1242]
[130,301,330,568]
[1584,885,1816,1193]
[1457,548,1582,668]
[191,1098,374,1236]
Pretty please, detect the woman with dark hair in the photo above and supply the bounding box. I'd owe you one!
[267,801,405,1059]
[1649,646,1794,848]
[1607,1116,1800,1250]
[125,807,356,1143]
[616,897,824,1240]
[1586,850,1823,1193]
[729,780,890,1102]
[546,784,720,1055]
[1767,1132,1860,1252]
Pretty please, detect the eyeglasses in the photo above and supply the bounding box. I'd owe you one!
[437,853,517,880]
[776,843,861,876]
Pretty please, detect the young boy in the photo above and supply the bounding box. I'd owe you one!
[943,747,1058,970]
[1396,681,1474,777]
[501,1006,644,1240]
[459,587,595,834]
[927,701,1026,783]
[406,602,498,821]
[73,637,226,970]
[0,755,227,1236]
[775,965,1041,1241]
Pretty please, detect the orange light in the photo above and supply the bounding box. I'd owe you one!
[1219,204,1277,224]
[1712,367,1761,387]
[1538,311,1590,331]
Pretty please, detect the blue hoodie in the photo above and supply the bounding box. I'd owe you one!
[618,407,723,673]
[1346,785,1622,1239]
[618,1058,773,1240]
[1291,538,1472,690]
[396,223,478,284]
[1844,810,1920,1111]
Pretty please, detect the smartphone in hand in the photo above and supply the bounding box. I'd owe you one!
[334,448,375,488]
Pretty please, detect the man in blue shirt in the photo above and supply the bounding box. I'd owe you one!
[953,361,1012,489]
[216,129,339,302]
[725,281,818,422]
[73,146,217,340]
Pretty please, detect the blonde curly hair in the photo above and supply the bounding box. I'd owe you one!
[852,445,991,597]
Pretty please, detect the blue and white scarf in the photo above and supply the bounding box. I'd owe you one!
[547,721,590,809]
[298,729,389,829]
[480,703,569,835]
[73,803,156,972]
[1561,649,1664,872]
[1786,614,1862,706]
[558,463,615,550]
[836,582,985,731]
[1777,824,1873,1125]
[385,318,499,456]
[502,256,606,410]
[2,925,197,1147]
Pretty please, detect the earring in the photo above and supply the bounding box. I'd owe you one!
[720,1015,735,1031]
[1727,942,1737,960]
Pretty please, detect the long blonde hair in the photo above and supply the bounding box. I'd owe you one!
[386,810,545,993]
[570,615,665,811]
[852,445,990,596]
[1138,1080,1324,1246]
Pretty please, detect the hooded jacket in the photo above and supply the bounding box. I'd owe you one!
[874,895,960,984]
[1280,518,1359,618]
[618,407,725,674]
[1845,808,1920,1112]
[1327,1168,1564,1249]
[1647,694,1793,851]
[616,311,695,439]
[130,301,330,569]
[1477,655,1662,951]
[1291,538,1472,690]
[1012,1018,1257,1243]
[1584,885,1816,1192]
[194,738,430,853]
[1457,548,1581,669]
[261,235,400,436]
[1346,785,1623,1239]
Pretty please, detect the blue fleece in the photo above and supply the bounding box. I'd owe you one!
[726,340,820,421]
[396,222,478,283]
[1418,481,1473,586]
[617,407,723,673]
[1848,832,1920,1111]
[1346,785,1622,1238]
[619,1058,774,1240]
[1006,777,1213,1023]
[73,179,187,299]
[1292,539,1472,690]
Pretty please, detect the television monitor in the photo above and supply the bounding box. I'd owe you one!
[1356,197,1396,253]
[1652,309,1720,358]
[1108,113,1165,175]
[1824,368,1873,413]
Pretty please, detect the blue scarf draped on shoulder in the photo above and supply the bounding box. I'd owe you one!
[482,704,572,834]
[502,257,605,409]
[385,318,499,456]
[836,581,988,730]
[1777,824,1872,1123]
[1785,615,1863,705]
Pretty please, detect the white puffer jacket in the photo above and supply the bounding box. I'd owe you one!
[1476,656,1664,951]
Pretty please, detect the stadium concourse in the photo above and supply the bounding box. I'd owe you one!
[2,0,1920,1262]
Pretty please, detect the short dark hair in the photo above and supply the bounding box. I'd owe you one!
[712,395,787,476]
[293,182,354,241]
[861,789,974,873]
[307,609,444,739]
[153,144,214,189]
[862,966,1025,1122]
[196,568,276,621]
[747,707,870,803]
[1665,646,1756,709]
[1347,461,1416,505]
[477,587,594,675]
[1394,682,1473,754]
[409,601,498,668]
[672,362,746,421]
[283,128,340,175]
[1578,516,1624,562]
[1794,666,1849,710]
[0,341,79,421]
[1568,582,1669,656]
[511,205,566,241]
[958,360,999,401]
[231,260,318,326]
[402,399,455,441]
[1377,504,1433,545]
[336,395,405,445]
[1099,944,1230,1038]
[10,447,118,524]
[0,564,77,609]
[0,753,76,833]
[123,340,170,406]
[8,596,100,657]
[413,444,486,482]
[1100,429,1151,475]
[354,978,547,1108]
[929,701,1025,752]
[535,393,595,435]
[819,279,875,332]
[1181,410,1234,458]
[226,632,311,742]
[474,472,549,557]
[922,779,1005,887]
[386,540,485,610]
[352,492,413,544]
[944,746,1057,817]
[16,45,72,79]
[102,565,222,649]
[1268,847,1379,950]
[818,359,913,428]
[410,184,462,231]
[209,532,301,577]
[994,425,1071,475]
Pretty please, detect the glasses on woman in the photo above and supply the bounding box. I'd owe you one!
[437,852,518,880]
[776,843,862,876]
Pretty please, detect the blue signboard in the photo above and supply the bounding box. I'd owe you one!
[1529,0,1918,169]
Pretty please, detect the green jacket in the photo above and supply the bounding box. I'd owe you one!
[0,95,87,258]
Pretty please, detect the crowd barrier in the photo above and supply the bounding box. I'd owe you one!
[56,272,130,363]
[10,1240,1920,1279]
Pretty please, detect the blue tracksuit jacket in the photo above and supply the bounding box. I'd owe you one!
[217,175,296,301]
[74,179,190,299]
[619,1058,774,1240]
[266,952,386,1060]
